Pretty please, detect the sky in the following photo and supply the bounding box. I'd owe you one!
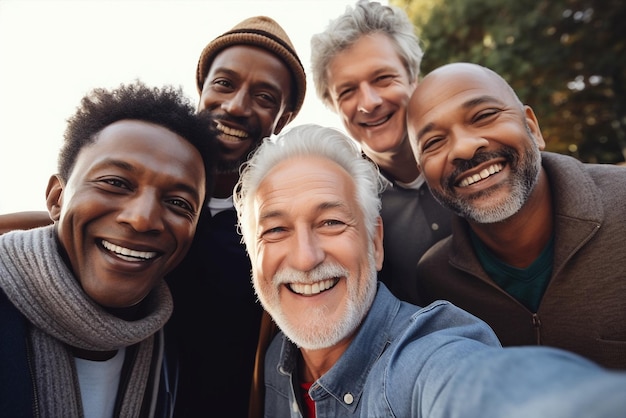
[0,0,383,214]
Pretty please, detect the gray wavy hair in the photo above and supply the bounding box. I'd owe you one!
[310,0,423,107]
[234,124,383,260]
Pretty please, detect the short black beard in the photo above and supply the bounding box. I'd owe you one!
[216,139,263,174]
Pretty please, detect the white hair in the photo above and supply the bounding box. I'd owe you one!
[233,123,384,260]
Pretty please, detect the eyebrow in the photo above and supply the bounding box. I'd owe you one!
[463,95,504,109]
[416,122,436,142]
[332,67,393,93]
[415,95,505,141]
[98,158,135,172]
[259,200,347,222]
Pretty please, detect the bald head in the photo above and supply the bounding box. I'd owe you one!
[414,62,521,108]
[407,62,527,159]
[405,62,546,224]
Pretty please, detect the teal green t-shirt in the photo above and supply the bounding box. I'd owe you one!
[470,230,554,312]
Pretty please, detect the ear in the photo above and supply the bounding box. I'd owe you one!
[272,111,294,135]
[45,175,64,221]
[373,216,384,271]
[524,105,545,150]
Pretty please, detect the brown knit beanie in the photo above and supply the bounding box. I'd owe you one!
[196,16,306,119]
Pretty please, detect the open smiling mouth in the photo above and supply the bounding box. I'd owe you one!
[361,114,391,128]
[101,240,158,262]
[288,278,340,296]
[216,122,249,142]
[457,162,504,188]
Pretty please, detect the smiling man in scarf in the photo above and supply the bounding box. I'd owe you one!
[0,81,216,418]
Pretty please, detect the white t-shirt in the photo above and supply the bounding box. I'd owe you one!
[74,348,125,418]
[208,196,234,216]
[395,174,425,190]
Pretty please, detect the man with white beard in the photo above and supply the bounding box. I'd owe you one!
[233,123,626,418]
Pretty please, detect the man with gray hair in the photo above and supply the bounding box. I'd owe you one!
[310,0,452,303]
[233,123,626,418]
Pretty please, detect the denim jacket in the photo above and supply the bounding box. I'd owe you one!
[264,283,626,418]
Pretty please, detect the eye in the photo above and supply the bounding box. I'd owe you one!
[213,78,234,91]
[260,225,289,242]
[100,177,131,191]
[421,135,445,153]
[319,218,349,235]
[256,91,278,106]
[473,108,499,123]
[265,226,285,234]
[336,86,355,101]
[166,198,194,212]
[374,74,394,84]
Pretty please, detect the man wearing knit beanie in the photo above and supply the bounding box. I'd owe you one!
[0,15,305,231]
[196,16,306,123]
[0,14,305,418]
[195,15,306,196]
[166,15,306,418]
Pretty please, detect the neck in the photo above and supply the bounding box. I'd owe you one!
[213,172,239,198]
[470,170,553,268]
[298,338,352,382]
[105,302,145,321]
[367,144,420,184]
[71,346,118,361]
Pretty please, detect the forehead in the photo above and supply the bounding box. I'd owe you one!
[327,33,407,81]
[409,66,514,130]
[209,45,292,88]
[415,65,513,109]
[73,120,204,180]
[255,156,356,215]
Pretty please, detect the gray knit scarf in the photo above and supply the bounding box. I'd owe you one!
[0,226,173,418]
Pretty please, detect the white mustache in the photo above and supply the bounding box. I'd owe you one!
[273,263,348,285]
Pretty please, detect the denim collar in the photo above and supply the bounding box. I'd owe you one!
[276,283,401,413]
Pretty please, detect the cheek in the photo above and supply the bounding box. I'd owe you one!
[252,112,277,138]
[420,157,438,180]
[198,91,219,112]
[391,87,413,109]
[421,157,450,190]
[339,101,358,124]
[57,193,100,231]
[172,224,196,255]
[257,246,276,281]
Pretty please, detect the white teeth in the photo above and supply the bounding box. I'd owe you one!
[290,278,338,296]
[216,122,248,139]
[101,240,157,261]
[459,163,503,187]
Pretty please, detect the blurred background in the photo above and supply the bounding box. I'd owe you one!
[0,0,356,213]
[1,0,623,214]
[393,0,626,164]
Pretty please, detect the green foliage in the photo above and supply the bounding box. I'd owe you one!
[392,0,626,163]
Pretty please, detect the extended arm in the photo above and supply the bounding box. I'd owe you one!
[0,211,52,235]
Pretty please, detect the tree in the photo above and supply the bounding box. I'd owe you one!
[392,0,626,163]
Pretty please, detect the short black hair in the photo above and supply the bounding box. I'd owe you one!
[58,81,217,198]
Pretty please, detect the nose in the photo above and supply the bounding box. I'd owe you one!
[356,84,383,114]
[221,88,252,117]
[117,191,164,233]
[448,127,489,163]
[288,227,325,273]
